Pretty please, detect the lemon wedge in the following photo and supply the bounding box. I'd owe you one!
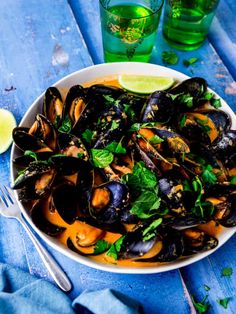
[0,108,17,154]
[118,75,175,94]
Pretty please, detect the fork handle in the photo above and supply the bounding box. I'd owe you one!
[19,215,72,292]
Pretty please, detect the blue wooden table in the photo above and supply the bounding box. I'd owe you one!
[0,1,236,313]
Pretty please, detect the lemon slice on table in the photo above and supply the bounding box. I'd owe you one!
[0,108,17,154]
[118,74,175,94]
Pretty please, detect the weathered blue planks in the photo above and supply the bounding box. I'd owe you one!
[209,0,236,81]
[0,0,235,313]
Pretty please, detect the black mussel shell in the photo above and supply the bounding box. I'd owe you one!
[13,127,51,152]
[117,93,146,122]
[13,151,53,168]
[57,133,89,161]
[212,130,236,158]
[182,228,218,255]
[49,155,87,176]
[31,198,65,236]
[142,91,174,123]
[62,85,85,127]
[51,182,78,224]
[29,114,57,151]
[90,181,130,224]
[43,87,64,126]
[214,194,236,227]
[170,77,207,98]
[86,84,124,100]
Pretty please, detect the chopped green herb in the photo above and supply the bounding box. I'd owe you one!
[93,240,111,255]
[204,285,210,291]
[162,51,179,65]
[230,175,236,185]
[149,135,164,145]
[24,150,38,161]
[217,297,230,309]
[221,267,233,277]
[195,117,211,133]
[130,190,161,219]
[179,94,194,108]
[105,141,126,154]
[191,295,210,313]
[128,122,157,132]
[202,91,214,101]
[82,129,94,145]
[77,153,84,158]
[58,115,72,133]
[124,104,136,121]
[179,114,187,129]
[142,218,162,241]
[111,120,119,130]
[211,98,222,109]
[91,149,114,168]
[106,236,125,260]
[103,95,114,103]
[201,164,218,185]
[183,57,198,67]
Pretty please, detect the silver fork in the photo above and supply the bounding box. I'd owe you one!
[0,184,72,292]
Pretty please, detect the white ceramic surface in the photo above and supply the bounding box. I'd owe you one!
[10,62,236,274]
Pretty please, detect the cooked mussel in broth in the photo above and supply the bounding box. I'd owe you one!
[12,76,236,267]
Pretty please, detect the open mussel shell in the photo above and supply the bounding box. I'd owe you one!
[57,133,89,161]
[181,228,218,255]
[29,114,57,151]
[212,130,236,158]
[86,84,124,100]
[49,155,86,176]
[93,104,128,148]
[13,151,53,168]
[12,161,56,195]
[62,85,85,127]
[142,91,174,123]
[31,198,66,236]
[51,181,79,224]
[90,181,130,224]
[170,77,207,97]
[117,93,146,122]
[212,194,236,227]
[13,127,52,152]
[179,109,231,146]
[43,87,64,126]
[119,225,184,262]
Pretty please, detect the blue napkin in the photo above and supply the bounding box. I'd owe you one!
[0,264,142,314]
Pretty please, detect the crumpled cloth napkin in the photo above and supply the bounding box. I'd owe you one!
[0,263,142,314]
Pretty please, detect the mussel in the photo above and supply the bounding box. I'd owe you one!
[43,87,64,126]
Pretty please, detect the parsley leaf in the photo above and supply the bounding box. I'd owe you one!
[183,57,198,67]
[230,175,236,185]
[191,295,210,313]
[217,297,230,309]
[82,129,94,145]
[211,98,222,109]
[93,240,111,255]
[179,114,187,129]
[111,120,119,130]
[24,150,38,161]
[149,135,164,145]
[91,149,114,168]
[130,190,161,219]
[58,115,72,133]
[106,236,125,260]
[142,218,162,241]
[124,104,136,122]
[201,164,217,185]
[122,161,162,219]
[105,141,126,154]
[221,267,233,277]
[129,122,157,132]
[162,51,179,65]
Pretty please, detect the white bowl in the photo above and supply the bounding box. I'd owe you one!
[10,62,236,274]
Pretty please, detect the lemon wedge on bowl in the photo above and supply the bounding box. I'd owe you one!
[118,74,175,94]
[0,108,17,154]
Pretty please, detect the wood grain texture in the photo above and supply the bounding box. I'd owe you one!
[0,0,235,313]
[209,0,236,81]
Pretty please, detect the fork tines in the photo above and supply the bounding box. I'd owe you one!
[0,185,14,207]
